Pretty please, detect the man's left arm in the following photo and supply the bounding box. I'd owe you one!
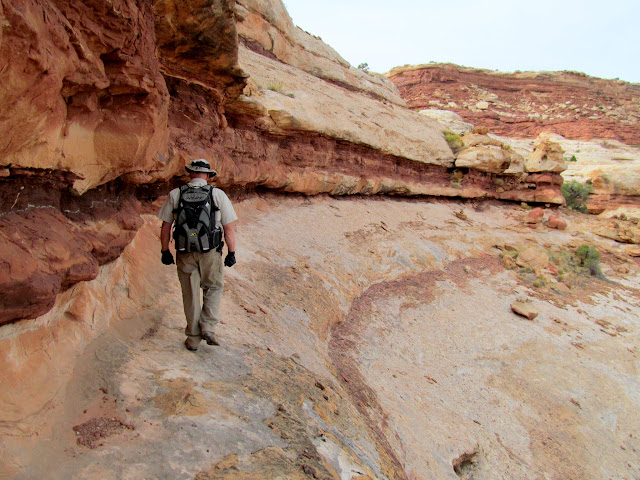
[223,222,236,267]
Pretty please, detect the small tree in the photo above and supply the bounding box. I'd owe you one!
[561,180,593,213]
[357,62,370,72]
[576,245,604,279]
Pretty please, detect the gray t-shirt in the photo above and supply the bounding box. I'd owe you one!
[157,178,238,226]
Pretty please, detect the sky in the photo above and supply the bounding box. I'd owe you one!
[282,0,640,83]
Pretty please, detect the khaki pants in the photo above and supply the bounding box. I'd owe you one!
[176,250,224,348]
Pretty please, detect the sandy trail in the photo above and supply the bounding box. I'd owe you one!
[4,195,640,480]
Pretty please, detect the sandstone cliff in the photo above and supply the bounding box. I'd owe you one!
[0,0,567,326]
[388,63,640,144]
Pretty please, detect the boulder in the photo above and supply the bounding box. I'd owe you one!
[516,245,549,272]
[455,134,525,174]
[525,139,567,174]
[524,207,545,224]
[548,214,568,230]
[511,300,539,320]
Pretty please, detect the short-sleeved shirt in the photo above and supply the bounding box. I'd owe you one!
[157,178,238,227]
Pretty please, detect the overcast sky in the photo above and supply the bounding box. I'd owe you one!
[283,0,640,83]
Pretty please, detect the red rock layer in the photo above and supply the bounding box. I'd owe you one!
[0,174,149,324]
[388,64,640,144]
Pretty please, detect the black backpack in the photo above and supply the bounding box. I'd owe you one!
[172,185,223,253]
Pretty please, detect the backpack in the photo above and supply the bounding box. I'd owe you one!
[172,185,223,253]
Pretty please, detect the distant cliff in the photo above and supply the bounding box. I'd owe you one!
[388,63,640,212]
[388,63,640,144]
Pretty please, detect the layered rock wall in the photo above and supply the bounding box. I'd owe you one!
[388,63,640,144]
[0,0,566,325]
[389,64,640,213]
[0,0,170,194]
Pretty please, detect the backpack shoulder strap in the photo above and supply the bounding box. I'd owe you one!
[173,184,190,213]
[208,186,219,211]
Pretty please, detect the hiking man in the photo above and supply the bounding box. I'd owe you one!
[157,159,237,351]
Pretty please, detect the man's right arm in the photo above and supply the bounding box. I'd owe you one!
[157,190,176,265]
[160,221,175,265]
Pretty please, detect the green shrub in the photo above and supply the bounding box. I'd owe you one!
[533,276,548,288]
[443,130,464,153]
[569,155,578,162]
[266,82,295,98]
[576,245,604,278]
[561,180,593,213]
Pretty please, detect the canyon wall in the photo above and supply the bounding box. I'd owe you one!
[0,0,568,326]
[2,1,640,478]
[388,63,640,144]
[388,63,640,210]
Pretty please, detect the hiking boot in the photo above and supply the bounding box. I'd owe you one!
[202,332,219,346]
[184,339,198,351]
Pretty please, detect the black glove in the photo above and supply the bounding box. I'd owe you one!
[161,250,175,265]
[224,251,236,267]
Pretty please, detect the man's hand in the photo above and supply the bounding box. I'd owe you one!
[161,250,175,265]
[224,251,236,267]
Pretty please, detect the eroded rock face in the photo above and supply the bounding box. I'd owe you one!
[525,138,567,173]
[235,0,404,104]
[496,134,640,212]
[0,0,592,324]
[0,176,146,324]
[0,0,170,195]
[153,0,247,94]
[229,46,454,168]
[388,63,640,144]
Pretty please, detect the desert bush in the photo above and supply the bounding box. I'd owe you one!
[576,244,604,278]
[443,130,464,154]
[561,180,593,213]
[266,82,295,98]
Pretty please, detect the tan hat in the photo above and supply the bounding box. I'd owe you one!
[185,159,217,176]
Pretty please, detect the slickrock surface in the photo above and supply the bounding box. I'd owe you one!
[2,196,639,479]
[388,63,640,145]
[232,46,453,167]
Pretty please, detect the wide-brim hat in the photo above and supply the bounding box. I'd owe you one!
[185,159,217,175]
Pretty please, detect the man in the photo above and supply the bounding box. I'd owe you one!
[157,159,237,351]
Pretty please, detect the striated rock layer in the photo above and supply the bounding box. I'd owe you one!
[0,0,568,325]
[388,63,640,144]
